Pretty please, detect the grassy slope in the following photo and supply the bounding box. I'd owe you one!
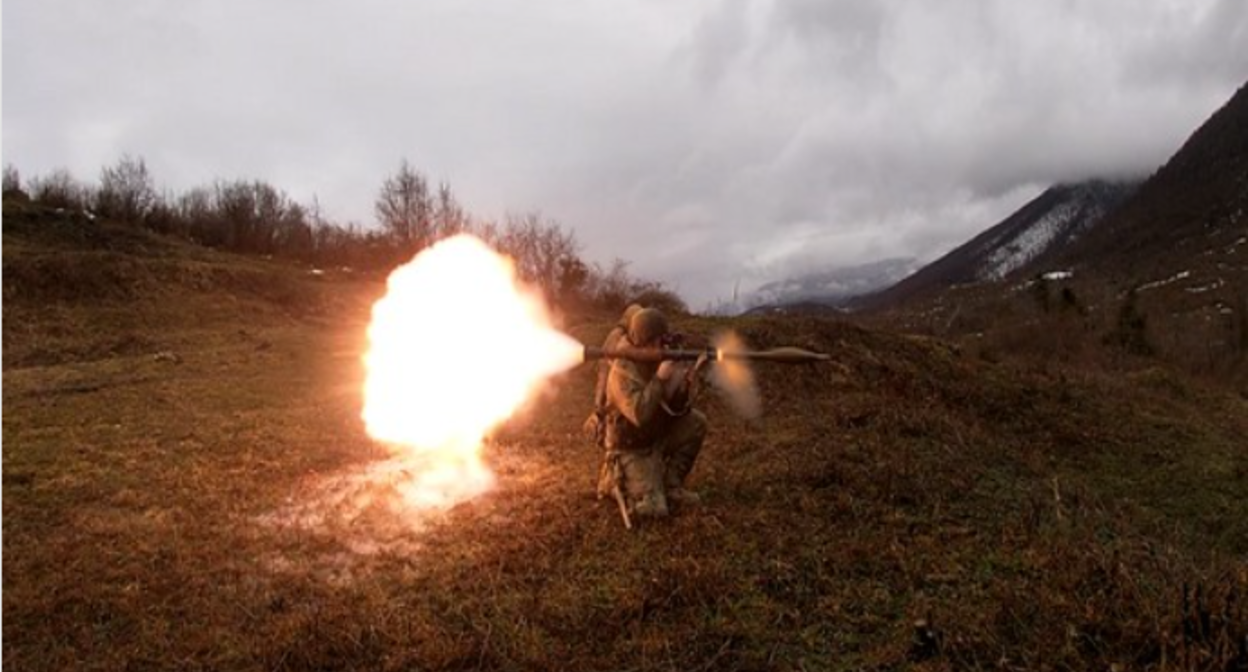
[4,203,1246,670]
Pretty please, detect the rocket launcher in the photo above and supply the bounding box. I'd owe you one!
[582,345,830,364]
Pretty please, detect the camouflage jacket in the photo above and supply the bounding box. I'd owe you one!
[593,325,628,412]
[604,344,669,449]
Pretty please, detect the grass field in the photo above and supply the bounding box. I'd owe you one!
[4,203,1247,670]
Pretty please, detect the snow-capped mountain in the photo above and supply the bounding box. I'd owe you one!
[857,81,1248,392]
[858,180,1139,310]
[742,257,919,313]
[977,190,1111,282]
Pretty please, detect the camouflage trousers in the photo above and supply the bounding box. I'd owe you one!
[598,410,707,518]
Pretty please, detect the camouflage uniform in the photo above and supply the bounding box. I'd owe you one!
[584,305,644,446]
[602,335,707,517]
[593,304,643,413]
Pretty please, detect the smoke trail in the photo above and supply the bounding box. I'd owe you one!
[710,331,762,420]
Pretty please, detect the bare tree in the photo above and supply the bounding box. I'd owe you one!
[214,180,259,251]
[434,182,469,239]
[532,219,580,296]
[375,160,434,252]
[272,201,314,259]
[578,257,686,314]
[311,219,360,268]
[208,180,308,254]
[492,212,581,298]
[29,168,92,210]
[473,219,501,248]
[97,155,157,223]
[178,187,219,245]
[144,188,183,236]
[557,254,589,306]
[3,164,22,196]
[587,258,636,310]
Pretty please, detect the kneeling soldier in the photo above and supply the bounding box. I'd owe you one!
[601,308,707,519]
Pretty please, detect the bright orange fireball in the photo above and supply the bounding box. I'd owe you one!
[361,234,583,510]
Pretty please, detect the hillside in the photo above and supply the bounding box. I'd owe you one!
[864,83,1248,393]
[4,200,1247,670]
[1054,81,1248,280]
[859,180,1139,312]
[2,199,370,369]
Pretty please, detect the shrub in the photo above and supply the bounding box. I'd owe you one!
[3,164,25,199]
[1105,289,1153,356]
[29,168,92,210]
[630,285,689,316]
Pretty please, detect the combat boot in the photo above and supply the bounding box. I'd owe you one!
[631,493,669,518]
[667,487,702,507]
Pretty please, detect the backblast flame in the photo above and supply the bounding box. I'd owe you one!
[710,330,762,420]
[361,234,583,512]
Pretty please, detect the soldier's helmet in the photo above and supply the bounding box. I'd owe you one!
[628,308,669,346]
[620,303,645,328]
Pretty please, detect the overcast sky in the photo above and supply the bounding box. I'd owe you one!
[5,0,1247,308]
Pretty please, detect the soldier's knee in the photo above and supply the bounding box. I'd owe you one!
[689,409,708,441]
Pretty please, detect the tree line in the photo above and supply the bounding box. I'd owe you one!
[2,158,685,314]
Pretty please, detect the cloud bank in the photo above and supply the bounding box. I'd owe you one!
[5,0,1246,306]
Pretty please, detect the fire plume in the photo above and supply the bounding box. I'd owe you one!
[361,234,583,512]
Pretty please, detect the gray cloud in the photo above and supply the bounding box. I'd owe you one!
[5,0,1246,308]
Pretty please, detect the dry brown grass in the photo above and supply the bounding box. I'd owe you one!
[4,205,1247,670]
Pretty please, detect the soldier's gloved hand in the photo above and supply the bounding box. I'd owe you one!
[690,352,710,379]
[656,360,679,382]
[582,413,600,438]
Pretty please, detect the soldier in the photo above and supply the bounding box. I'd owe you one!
[584,303,644,442]
[601,307,708,518]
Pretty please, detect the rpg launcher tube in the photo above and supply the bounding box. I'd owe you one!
[582,345,830,364]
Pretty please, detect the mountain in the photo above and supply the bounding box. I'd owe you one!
[742,257,919,314]
[858,179,1139,311]
[863,81,1248,393]
[1053,81,1248,280]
